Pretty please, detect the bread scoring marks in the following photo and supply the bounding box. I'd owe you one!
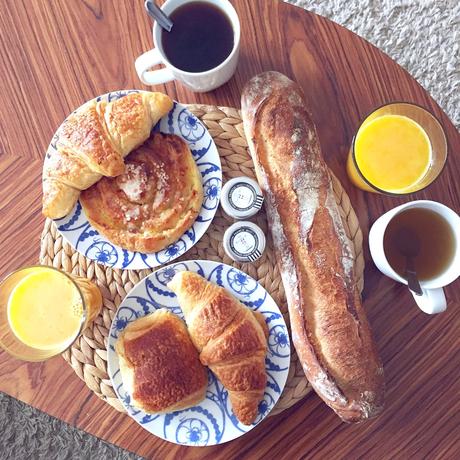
[324,188,354,282]
[271,207,300,310]
[294,179,321,243]
[289,114,355,283]
[256,163,301,312]
[290,123,323,242]
[304,364,347,405]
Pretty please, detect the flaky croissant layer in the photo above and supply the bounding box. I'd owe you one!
[42,92,173,219]
[168,271,268,425]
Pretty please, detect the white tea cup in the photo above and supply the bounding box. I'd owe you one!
[135,0,240,92]
[369,200,460,314]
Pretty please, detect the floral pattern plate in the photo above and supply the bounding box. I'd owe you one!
[50,90,222,269]
[107,260,291,446]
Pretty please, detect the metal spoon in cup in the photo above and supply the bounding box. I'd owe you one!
[394,227,423,296]
[144,0,173,32]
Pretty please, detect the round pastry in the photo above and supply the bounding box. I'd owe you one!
[80,133,203,253]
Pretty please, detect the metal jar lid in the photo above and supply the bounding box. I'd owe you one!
[220,177,264,220]
[223,221,266,263]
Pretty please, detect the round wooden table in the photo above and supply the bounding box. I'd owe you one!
[0,1,459,458]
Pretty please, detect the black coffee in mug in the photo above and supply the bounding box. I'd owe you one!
[161,2,234,73]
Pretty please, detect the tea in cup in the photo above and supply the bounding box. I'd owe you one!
[369,200,460,314]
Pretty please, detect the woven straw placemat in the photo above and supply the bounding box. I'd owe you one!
[39,104,364,416]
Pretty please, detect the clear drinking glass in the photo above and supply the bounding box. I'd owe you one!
[346,102,447,195]
[0,266,102,361]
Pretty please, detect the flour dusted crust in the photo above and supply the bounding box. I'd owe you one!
[80,133,203,253]
[241,71,384,422]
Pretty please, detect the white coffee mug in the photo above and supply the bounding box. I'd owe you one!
[135,0,240,92]
[369,200,460,314]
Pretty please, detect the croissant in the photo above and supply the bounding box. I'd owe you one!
[168,271,268,425]
[42,92,173,219]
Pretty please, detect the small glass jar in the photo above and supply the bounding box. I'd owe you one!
[223,221,266,263]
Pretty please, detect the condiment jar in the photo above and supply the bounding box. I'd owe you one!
[223,221,266,263]
[220,177,264,220]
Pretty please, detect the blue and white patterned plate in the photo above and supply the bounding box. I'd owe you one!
[107,260,291,446]
[49,90,222,270]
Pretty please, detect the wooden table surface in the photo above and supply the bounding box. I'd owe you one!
[1,1,459,458]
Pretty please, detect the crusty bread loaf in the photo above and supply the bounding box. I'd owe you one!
[241,71,384,422]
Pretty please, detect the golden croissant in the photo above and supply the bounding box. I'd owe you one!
[168,271,268,425]
[42,91,173,219]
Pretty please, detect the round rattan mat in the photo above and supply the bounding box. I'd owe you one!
[39,104,364,416]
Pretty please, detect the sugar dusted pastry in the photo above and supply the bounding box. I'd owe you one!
[80,133,203,253]
[115,309,208,414]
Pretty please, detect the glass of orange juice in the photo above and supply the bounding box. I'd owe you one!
[347,102,447,194]
[0,266,102,361]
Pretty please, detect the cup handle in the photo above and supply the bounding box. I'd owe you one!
[411,287,447,314]
[135,48,175,86]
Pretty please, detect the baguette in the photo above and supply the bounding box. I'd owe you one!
[241,71,384,422]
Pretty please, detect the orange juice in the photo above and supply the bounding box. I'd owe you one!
[347,114,432,193]
[1,266,102,361]
[7,269,84,350]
